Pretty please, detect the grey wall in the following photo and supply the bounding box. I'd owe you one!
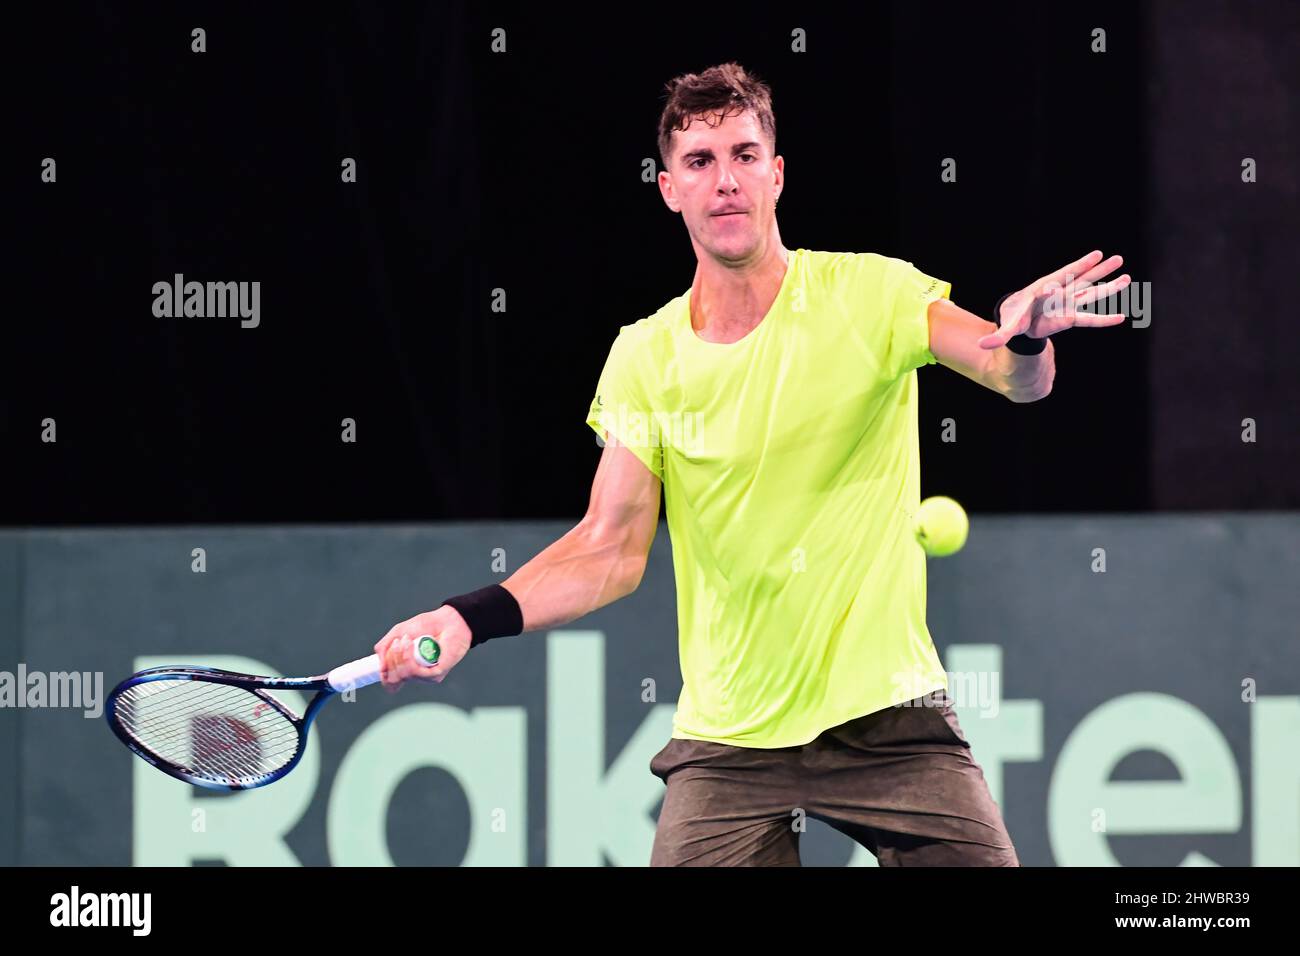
[1,516,1296,866]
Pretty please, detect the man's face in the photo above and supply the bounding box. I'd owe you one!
[659,109,783,263]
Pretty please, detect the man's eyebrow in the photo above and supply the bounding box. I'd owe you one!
[680,141,764,162]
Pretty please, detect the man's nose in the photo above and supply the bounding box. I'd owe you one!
[715,164,740,193]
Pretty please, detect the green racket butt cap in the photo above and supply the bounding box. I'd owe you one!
[416,635,441,665]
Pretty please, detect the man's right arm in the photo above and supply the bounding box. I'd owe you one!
[501,438,661,631]
[375,438,660,689]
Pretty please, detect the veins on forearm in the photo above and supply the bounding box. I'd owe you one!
[504,527,634,631]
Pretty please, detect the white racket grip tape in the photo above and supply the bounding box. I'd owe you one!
[327,655,383,692]
[327,635,442,693]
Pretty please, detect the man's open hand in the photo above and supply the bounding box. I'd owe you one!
[978,249,1130,350]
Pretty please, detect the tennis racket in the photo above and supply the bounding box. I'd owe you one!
[105,634,442,791]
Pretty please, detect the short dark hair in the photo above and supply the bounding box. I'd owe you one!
[657,62,776,170]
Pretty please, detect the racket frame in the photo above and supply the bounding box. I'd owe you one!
[105,637,439,791]
[105,665,335,791]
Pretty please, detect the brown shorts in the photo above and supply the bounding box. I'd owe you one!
[649,691,1019,866]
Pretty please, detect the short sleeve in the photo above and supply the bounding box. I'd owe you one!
[585,325,666,482]
[882,259,950,380]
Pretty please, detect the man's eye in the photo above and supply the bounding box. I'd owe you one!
[690,159,708,169]
[740,154,756,162]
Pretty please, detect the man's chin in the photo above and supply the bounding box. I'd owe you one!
[705,232,761,263]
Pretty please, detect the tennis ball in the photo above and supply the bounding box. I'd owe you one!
[915,496,969,557]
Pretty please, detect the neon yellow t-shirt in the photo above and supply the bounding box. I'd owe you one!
[586,248,951,748]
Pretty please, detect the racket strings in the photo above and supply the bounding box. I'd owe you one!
[123,681,294,740]
[122,686,300,781]
[119,693,300,757]
[113,678,303,784]
[121,686,299,775]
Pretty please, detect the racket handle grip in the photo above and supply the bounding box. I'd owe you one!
[327,635,443,692]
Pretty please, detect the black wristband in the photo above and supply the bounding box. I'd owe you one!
[993,292,1047,356]
[441,584,524,648]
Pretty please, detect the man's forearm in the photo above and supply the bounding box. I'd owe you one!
[501,520,645,632]
[990,338,1055,403]
[928,297,1055,403]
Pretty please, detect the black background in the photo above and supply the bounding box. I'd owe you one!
[9,1,1297,524]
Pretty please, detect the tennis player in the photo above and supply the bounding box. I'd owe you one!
[376,62,1129,866]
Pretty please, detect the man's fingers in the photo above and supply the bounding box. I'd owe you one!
[396,634,413,677]
[1060,312,1127,327]
[374,624,403,657]
[1037,249,1104,288]
[375,622,455,692]
[380,634,409,688]
[977,328,1014,350]
[976,321,1014,349]
[375,628,402,685]
[979,302,1029,349]
[1071,274,1130,307]
[1071,254,1124,287]
[988,291,1031,347]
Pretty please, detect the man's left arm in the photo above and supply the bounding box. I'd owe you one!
[927,249,1130,403]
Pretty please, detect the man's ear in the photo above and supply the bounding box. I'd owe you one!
[658,170,680,212]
